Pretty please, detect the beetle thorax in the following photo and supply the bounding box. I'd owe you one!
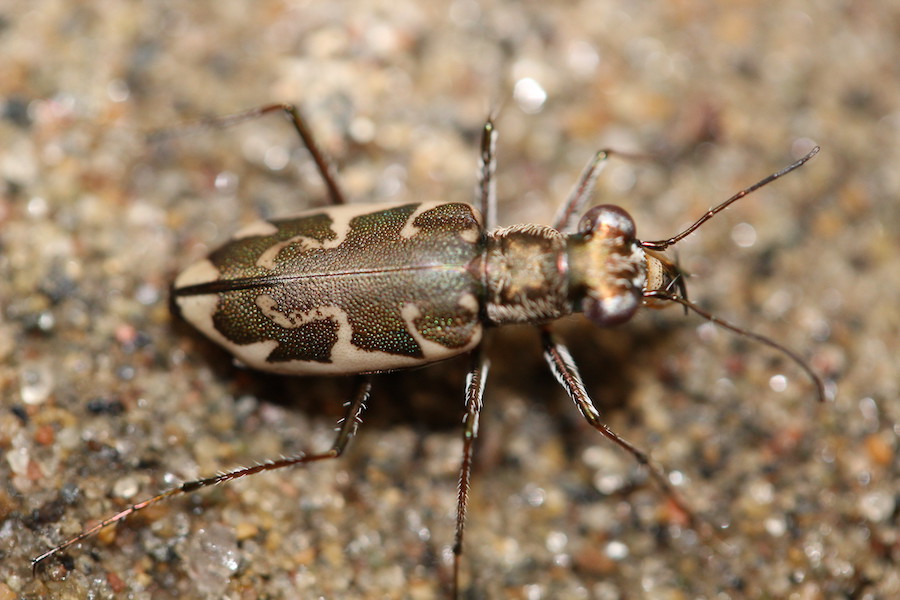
[482,223,570,325]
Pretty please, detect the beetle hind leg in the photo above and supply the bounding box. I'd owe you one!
[32,376,372,572]
[150,103,348,206]
[180,374,372,487]
[275,103,347,206]
[236,103,347,206]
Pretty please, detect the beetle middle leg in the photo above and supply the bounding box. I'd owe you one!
[451,348,489,598]
[448,116,499,597]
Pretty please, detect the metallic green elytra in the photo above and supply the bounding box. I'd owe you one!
[33,105,823,597]
[174,201,485,375]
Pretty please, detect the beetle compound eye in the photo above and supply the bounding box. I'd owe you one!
[582,288,640,326]
[578,205,637,240]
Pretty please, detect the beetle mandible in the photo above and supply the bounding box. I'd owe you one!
[34,104,824,596]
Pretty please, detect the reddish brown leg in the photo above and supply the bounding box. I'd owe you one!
[477,118,498,230]
[150,103,347,206]
[33,376,372,572]
[539,328,698,525]
[452,346,489,599]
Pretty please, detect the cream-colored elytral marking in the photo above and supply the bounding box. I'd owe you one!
[322,201,452,249]
[175,258,219,289]
[231,220,278,240]
[255,235,324,270]
[173,259,221,340]
[399,295,483,360]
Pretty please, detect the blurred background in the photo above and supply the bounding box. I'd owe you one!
[1,1,896,598]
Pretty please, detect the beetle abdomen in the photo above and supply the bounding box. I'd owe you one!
[174,202,485,375]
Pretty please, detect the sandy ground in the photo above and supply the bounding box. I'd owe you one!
[1,2,897,599]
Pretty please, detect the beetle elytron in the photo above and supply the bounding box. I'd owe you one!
[34,104,823,596]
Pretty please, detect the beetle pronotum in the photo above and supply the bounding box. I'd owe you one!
[33,104,824,596]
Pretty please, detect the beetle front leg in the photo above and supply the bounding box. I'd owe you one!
[539,327,697,526]
[216,103,348,207]
[551,149,612,233]
[451,346,489,599]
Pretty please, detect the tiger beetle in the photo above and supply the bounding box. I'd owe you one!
[33,104,824,596]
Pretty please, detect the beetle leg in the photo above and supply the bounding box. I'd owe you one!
[150,103,348,206]
[477,118,498,230]
[539,327,698,526]
[551,149,612,233]
[32,376,372,572]
[236,104,347,206]
[452,346,489,599]
[275,103,348,207]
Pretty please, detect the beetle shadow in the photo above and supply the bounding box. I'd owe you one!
[169,312,685,452]
[168,312,477,432]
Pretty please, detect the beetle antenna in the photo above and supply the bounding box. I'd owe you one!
[641,146,819,251]
[644,289,826,403]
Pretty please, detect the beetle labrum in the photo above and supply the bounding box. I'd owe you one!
[33,104,824,595]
